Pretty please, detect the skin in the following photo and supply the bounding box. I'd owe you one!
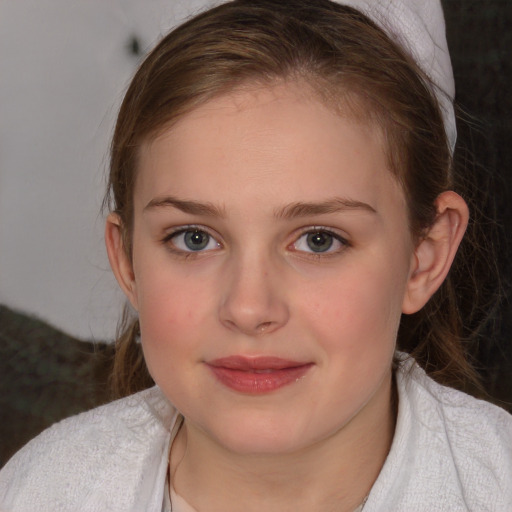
[106,82,468,512]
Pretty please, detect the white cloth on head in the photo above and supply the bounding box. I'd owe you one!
[1,358,511,511]
[337,0,457,153]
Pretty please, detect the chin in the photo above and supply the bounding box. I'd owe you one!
[203,412,325,456]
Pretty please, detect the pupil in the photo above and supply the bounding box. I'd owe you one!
[184,230,209,250]
[307,232,333,252]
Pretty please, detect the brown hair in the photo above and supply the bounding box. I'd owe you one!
[105,0,485,398]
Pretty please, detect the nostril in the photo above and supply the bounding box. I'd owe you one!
[257,322,273,333]
[218,277,290,335]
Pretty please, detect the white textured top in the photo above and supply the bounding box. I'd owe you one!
[1,358,511,511]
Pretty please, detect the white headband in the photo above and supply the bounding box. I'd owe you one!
[181,0,456,152]
[337,0,457,153]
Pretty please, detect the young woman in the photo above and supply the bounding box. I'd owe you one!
[1,1,511,510]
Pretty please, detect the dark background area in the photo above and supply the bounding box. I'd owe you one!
[443,0,512,406]
[1,1,511,467]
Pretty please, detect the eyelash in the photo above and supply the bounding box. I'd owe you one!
[161,225,222,258]
[161,225,350,259]
[290,227,350,258]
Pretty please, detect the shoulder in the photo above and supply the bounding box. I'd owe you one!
[0,386,179,511]
[400,356,512,449]
[366,356,512,512]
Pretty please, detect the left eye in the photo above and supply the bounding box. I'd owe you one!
[169,229,220,252]
[293,230,346,254]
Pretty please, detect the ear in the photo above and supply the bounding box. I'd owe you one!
[105,213,139,311]
[402,191,468,314]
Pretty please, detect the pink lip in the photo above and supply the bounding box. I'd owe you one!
[206,356,313,394]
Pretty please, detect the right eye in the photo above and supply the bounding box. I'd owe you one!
[167,228,221,253]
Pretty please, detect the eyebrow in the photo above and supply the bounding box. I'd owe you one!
[275,198,377,219]
[144,195,376,219]
[144,196,226,217]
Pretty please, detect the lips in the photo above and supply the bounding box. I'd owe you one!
[206,356,313,394]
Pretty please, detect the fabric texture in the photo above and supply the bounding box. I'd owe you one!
[337,0,456,153]
[1,357,511,511]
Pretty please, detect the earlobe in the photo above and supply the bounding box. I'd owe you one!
[402,191,469,314]
[105,213,139,310]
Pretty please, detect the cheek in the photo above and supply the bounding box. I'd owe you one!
[140,282,211,334]
[302,262,406,355]
[132,259,217,373]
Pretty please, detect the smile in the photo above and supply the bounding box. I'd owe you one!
[206,356,313,394]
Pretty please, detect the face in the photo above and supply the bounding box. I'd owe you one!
[117,83,417,455]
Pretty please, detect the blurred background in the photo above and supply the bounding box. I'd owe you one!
[0,0,220,342]
[0,0,511,466]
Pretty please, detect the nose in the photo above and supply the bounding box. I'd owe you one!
[218,254,289,336]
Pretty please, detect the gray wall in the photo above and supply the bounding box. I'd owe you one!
[0,0,216,340]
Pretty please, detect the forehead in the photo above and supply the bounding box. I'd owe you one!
[135,82,405,216]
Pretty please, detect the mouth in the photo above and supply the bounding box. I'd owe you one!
[206,356,313,394]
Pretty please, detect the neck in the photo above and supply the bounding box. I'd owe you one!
[171,374,396,512]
